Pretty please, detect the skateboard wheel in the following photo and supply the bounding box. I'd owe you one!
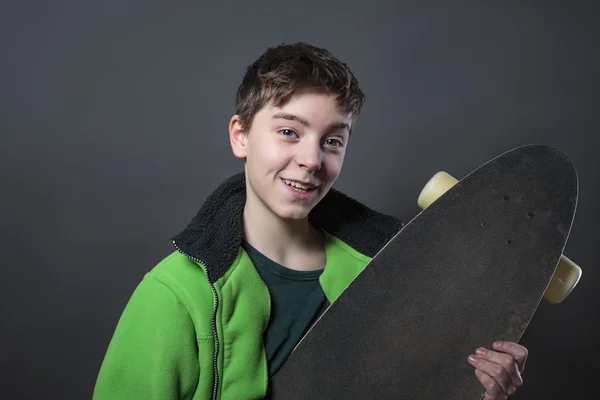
[417,171,459,209]
[544,255,582,304]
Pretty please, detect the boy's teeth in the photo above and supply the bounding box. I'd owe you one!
[283,179,313,190]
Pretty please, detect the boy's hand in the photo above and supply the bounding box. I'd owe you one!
[467,341,528,399]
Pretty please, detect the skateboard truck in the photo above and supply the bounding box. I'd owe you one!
[417,171,582,304]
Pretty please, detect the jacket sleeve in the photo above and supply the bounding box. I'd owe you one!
[93,274,199,400]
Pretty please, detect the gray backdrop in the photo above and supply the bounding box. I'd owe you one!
[2,1,598,398]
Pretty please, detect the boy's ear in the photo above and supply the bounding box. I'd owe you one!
[229,115,247,159]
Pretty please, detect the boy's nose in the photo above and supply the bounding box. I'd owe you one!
[296,142,322,172]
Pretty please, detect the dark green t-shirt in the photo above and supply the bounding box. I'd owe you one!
[242,241,330,377]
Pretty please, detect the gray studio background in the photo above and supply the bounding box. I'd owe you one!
[2,1,598,399]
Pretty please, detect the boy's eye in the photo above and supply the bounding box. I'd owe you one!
[279,129,297,137]
[326,138,343,147]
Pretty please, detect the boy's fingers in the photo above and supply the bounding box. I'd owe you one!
[474,369,511,400]
[492,341,528,373]
[472,347,523,389]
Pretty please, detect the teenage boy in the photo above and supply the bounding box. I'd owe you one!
[94,42,528,400]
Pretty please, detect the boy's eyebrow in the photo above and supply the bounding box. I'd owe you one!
[272,112,350,133]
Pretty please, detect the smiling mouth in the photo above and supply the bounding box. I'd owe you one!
[282,178,318,192]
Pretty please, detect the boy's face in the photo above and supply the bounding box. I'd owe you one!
[229,90,352,221]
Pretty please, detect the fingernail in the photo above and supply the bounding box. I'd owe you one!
[468,355,478,363]
[476,347,486,356]
[493,341,502,347]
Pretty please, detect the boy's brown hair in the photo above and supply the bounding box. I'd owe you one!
[234,42,366,132]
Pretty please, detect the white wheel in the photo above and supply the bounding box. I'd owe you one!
[544,255,582,304]
[417,171,459,210]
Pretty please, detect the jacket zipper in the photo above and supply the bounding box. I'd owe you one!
[172,240,220,400]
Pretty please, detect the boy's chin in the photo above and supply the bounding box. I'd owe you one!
[274,206,314,222]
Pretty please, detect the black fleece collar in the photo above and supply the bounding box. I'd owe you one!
[171,172,403,284]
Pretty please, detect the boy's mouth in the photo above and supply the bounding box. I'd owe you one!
[282,178,318,192]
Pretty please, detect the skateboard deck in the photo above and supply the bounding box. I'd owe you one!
[268,144,578,399]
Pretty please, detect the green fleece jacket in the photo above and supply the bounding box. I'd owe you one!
[93,172,402,400]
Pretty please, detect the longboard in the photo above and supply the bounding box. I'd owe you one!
[268,144,579,399]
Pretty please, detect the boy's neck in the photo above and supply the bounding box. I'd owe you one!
[241,201,325,271]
